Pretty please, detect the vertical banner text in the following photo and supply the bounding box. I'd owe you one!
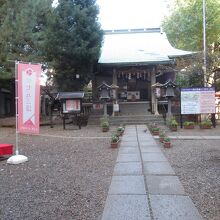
[18,63,41,134]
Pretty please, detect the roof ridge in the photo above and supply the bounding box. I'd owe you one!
[104,28,162,34]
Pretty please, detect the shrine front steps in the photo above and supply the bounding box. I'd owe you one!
[87,115,165,126]
[109,115,165,126]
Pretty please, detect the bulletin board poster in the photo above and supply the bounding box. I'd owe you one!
[181,87,215,114]
[64,99,81,112]
[93,103,103,110]
[18,63,41,134]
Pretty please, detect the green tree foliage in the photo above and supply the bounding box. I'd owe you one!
[163,0,220,51]
[0,0,52,79]
[162,0,220,87]
[44,0,103,91]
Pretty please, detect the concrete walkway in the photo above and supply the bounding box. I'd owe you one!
[154,135,220,140]
[101,125,203,220]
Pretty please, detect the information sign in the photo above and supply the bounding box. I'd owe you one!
[181,87,215,114]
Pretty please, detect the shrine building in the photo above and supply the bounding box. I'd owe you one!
[93,28,193,115]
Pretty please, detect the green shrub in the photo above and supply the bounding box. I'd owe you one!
[101,121,109,128]
[183,121,195,126]
[167,117,178,126]
[163,137,170,142]
[200,119,212,126]
[149,123,158,130]
[159,132,165,138]
[100,117,109,125]
[152,127,159,132]
[117,126,124,132]
[111,135,119,143]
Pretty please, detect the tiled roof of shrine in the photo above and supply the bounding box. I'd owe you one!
[98,28,195,66]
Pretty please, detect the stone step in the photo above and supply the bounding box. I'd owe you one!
[88,115,165,125]
[109,119,164,126]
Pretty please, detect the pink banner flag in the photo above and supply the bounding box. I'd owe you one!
[18,63,41,134]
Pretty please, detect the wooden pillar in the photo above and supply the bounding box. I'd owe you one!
[92,75,97,101]
[112,68,118,116]
[147,69,151,100]
[151,67,156,113]
[113,68,117,85]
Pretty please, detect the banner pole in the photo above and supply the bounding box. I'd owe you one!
[15,61,19,155]
[7,61,28,164]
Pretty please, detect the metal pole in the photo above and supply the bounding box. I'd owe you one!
[203,0,207,87]
[7,62,28,164]
[103,102,107,116]
[15,61,19,155]
[167,98,172,117]
[155,98,159,115]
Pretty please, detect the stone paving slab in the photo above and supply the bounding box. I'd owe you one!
[138,134,155,138]
[140,144,159,149]
[175,136,204,140]
[121,137,138,142]
[122,135,137,139]
[124,130,136,134]
[202,136,220,140]
[123,132,137,135]
[138,138,155,142]
[166,135,220,140]
[113,162,142,176]
[143,162,175,175]
[125,127,136,129]
[117,153,141,162]
[109,175,146,195]
[137,125,146,128]
[150,195,203,220]
[137,130,148,134]
[142,152,168,162]
[138,134,154,138]
[138,137,154,141]
[118,147,140,154]
[140,147,162,153]
[139,142,158,147]
[120,142,139,148]
[101,195,151,220]
[146,175,185,195]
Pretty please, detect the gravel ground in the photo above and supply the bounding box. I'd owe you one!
[155,124,220,220]
[160,136,220,220]
[1,117,220,220]
[0,125,118,220]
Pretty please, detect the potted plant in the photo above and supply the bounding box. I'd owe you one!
[163,137,171,148]
[200,119,212,129]
[101,121,109,132]
[159,132,165,143]
[148,123,158,133]
[183,121,195,129]
[111,135,119,148]
[151,127,160,135]
[117,126,124,136]
[168,118,178,131]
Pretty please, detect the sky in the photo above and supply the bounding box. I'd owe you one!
[96,0,170,30]
[52,0,171,29]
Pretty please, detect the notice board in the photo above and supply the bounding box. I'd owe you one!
[181,87,215,114]
[63,99,81,113]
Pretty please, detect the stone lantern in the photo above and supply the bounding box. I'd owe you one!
[163,80,177,117]
[97,81,111,116]
[151,82,163,115]
[111,84,119,116]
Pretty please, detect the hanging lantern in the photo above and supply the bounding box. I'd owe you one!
[163,80,177,98]
[97,81,111,101]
